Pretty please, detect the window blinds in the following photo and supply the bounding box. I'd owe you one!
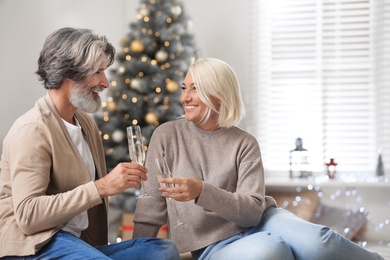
[245,0,389,177]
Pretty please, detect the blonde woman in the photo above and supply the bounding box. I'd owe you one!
[133,58,383,260]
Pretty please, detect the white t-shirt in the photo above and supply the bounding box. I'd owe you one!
[61,117,95,237]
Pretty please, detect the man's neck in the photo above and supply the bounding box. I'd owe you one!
[48,86,77,125]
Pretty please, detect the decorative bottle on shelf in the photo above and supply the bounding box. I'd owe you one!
[325,158,338,179]
[289,137,311,178]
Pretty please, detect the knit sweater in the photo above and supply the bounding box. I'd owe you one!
[133,119,276,253]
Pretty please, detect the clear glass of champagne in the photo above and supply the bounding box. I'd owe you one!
[155,157,184,228]
[126,125,149,198]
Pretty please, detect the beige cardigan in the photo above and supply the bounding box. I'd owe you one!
[0,93,107,257]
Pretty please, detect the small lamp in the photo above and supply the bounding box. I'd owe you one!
[289,137,311,178]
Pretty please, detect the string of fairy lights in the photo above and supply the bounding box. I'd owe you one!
[269,180,390,248]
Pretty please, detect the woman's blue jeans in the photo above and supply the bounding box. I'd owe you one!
[1,231,179,260]
[197,207,383,260]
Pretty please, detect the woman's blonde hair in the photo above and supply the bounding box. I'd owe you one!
[188,58,245,128]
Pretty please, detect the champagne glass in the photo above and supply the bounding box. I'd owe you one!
[155,157,184,228]
[126,125,149,198]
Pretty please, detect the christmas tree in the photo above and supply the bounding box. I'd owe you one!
[94,0,200,173]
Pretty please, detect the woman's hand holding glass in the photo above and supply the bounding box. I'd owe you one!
[158,177,203,202]
[155,158,187,228]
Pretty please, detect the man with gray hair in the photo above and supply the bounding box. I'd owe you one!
[0,27,179,259]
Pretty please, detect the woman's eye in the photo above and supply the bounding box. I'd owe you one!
[180,85,196,91]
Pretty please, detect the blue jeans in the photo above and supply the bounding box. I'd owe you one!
[1,231,179,260]
[197,207,384,260]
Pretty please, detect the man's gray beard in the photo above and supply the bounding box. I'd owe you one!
[70,83,102,113]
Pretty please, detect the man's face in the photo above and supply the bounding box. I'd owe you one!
[70,54,109,113]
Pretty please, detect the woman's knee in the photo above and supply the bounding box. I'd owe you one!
[304,225,336,248]
[250,233,294,260]
[212,232,294,260]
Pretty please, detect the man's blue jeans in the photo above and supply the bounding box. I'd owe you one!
[1,231,179,260]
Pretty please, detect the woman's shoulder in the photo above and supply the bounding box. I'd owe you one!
[229,126,257,140]
[153,118,186,134]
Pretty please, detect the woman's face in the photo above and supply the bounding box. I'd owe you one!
[180,71,219,131]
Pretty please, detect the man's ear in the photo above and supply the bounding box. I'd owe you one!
[59,78,77,94]
[63,78,75,84]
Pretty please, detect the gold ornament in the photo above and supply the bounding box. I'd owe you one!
[139,6,150,17]
[145,111,158,124]
[130,78,141,90]
[171,5,182,18]
[117,66,125,75]
[155,49,168,62]
[112,130,125,143]
[106,101,117,112]
[130,39,144,53]
[166,79,179,93]
[120,35,130,47]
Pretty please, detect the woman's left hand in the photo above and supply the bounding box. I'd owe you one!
[159,177,203,202]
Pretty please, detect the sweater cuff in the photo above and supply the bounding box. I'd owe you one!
[195,181,213,208]
[133,223,160,238]
[85,181,103,207]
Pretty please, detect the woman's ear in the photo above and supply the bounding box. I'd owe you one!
[217,99,222,108]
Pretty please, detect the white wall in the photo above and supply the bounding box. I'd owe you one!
[0,0,249,145]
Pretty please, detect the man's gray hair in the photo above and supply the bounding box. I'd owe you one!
[36,27,115,89]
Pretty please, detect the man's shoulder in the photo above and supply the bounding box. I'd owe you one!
[10,97,49,128]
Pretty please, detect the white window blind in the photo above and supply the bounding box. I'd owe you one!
[245,0,390,177]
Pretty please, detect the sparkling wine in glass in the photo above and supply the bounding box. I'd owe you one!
[127,125,149,198]
[155,158,184,228]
